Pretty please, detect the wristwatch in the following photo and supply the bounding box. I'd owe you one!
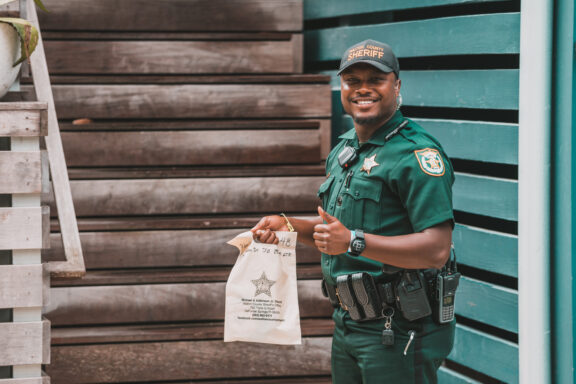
[348,229,366,257]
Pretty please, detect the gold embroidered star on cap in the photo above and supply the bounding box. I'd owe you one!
[361,154,379,175]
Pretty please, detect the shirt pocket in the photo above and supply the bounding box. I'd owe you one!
[340,177,383,231]
[317,175,335,209]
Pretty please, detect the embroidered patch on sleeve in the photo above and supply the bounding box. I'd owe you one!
[414,148,445,176]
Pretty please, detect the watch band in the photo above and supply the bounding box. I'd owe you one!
[349,229,365,257]
[348,230,355,252]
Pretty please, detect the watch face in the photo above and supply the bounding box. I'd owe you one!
[352,239,364,252]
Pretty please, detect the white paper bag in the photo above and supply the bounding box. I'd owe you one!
[224,231,301,345]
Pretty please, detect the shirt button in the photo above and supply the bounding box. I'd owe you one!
[355,191,360,197]
[337,196,343,206]
[329,204,334,209]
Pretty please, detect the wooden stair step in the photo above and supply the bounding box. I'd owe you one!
[51,319,334,345]
[38,0,303,32]
[42,31,297,41]
[48,177,324,217]
[52,214,318,232]
[61,130,322,166]
[59,216,261,232]
[189,378,332,384]
[65,164,326,180]
[58,119,328,132]
[45,229,321,269]
[44,36,303,74]
[50,265,323,287]
[23,74,330,85]
[45,279,332,326]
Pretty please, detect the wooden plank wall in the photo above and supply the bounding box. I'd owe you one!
[37,0,334,383]
[304,0,519,383]
[0,102,50,382]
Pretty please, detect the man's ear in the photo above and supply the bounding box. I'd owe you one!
[395,79,402,94]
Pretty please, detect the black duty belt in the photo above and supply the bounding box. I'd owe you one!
[322,273,396,322]
[323,269,441,322]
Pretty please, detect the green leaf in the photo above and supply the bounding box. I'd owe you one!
[0,17,39,66]
[33,0,49,13]
[0,0,48,11]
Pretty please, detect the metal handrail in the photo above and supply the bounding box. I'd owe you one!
[26,0,85,279]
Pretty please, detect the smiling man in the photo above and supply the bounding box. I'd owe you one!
[251,40,456,383]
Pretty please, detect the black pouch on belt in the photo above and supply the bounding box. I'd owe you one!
[395,270,432,321]
[336,275,363,321]
[351,272,385,320]
[321,279,340,308]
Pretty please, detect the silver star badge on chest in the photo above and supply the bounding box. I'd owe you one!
[360,154,379,175]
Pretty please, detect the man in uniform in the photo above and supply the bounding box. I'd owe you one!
[251,39,455,383]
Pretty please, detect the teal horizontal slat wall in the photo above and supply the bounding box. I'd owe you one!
[305,0,520,382]
[304,0,508,19]
[451,325,519,383]
[306,13,520,60]
[326,70,519,109]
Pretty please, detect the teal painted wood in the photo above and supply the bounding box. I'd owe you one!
[449,324,519,383]
[454,173,518,221]
[402,70,519,110]
[336,116,518,164]
[305,13,519,61]
[456,276,518,333]
[325,70,519,110]
[453,224,518,277]
[413,119,518,165]
[438,366,482,384]
[304,0,509,20]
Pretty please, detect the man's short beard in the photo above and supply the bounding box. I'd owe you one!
[353,113,387,127]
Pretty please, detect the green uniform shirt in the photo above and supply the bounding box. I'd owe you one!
[318,111,455,286]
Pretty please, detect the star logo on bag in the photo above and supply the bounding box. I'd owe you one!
[251,272,276,297]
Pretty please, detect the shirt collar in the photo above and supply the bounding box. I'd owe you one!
[338,110,405,147]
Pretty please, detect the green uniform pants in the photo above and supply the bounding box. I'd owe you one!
[331,308,455,384]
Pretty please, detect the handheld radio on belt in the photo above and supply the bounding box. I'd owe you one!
[432,243,460,324]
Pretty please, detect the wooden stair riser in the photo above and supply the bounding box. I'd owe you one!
[45,36,303,75]
[61,130,322,166]
[46,280,332,326]
[47,338,330,384]
[45,229,320,268]
[47,84,331,120]
[39,0,303,32]
[47,177,324,217]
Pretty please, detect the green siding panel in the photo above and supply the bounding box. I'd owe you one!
[413,119,518,165]
[454,173,518,221]
[336,116,518,164]
[449,324,518,383]
[457,277,518,333]
[327,70,519,110]
[304,0,510,20]
[401,70,519,110]
[454,224,518,277]
[438,367,482,384]
[305,13,520,61]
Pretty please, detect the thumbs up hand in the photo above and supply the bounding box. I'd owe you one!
[313,206,352,255]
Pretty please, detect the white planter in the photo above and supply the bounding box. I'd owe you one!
[0,22,22,99]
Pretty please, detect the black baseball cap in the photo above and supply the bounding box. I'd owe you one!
[337,39,400,78]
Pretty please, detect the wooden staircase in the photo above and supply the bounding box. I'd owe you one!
[36,0,334,382]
